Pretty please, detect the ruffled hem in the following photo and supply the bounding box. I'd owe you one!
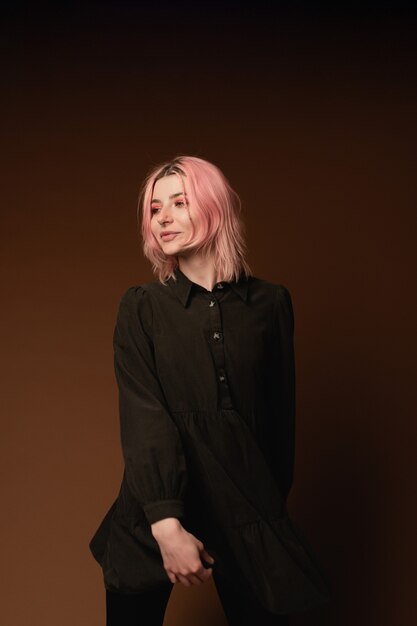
[174,408,331,613]
[89,407,331,612]
[224,514,331,614]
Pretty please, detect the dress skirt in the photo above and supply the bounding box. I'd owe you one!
[90,408,331,614]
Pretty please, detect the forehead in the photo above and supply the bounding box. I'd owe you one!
[152,174,187,200]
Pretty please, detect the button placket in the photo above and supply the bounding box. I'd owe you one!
[207,295,232,409]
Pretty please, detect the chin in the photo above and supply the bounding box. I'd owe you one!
[161,245,183,256]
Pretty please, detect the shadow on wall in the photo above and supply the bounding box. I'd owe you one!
[290,361,399,626]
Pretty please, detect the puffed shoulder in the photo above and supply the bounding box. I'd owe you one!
[113,285,154,347]
[118,285,149,307]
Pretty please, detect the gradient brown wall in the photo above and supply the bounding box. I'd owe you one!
[2,4,416,626]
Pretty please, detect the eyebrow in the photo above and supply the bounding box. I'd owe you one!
[151,192,188,204]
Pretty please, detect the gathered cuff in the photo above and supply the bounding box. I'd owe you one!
[143,499,185,525]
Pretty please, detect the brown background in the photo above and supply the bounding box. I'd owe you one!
[1,3,416,625]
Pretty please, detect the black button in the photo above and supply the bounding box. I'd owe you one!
[209,299,216,307]
[216,282,224,289]
[213,331,223,341]
[219,375,226,382]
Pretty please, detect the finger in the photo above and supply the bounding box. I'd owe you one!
[201,551,215,566]
[177,574,191,587]
[191,566,212,584]
[166,571,178,584]
[187,574,203,586]
[197,567,213,582]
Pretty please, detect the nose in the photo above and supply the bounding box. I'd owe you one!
[157,205,173,225]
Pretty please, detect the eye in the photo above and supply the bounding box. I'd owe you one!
[175,200,186,208]
[150,206,159,215]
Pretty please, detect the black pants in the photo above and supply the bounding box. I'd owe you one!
[106,563,290,626]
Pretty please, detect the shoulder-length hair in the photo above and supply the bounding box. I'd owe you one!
[138,155,252,284]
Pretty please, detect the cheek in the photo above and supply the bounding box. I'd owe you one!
[150,221,161,242]
[176,213,192,230]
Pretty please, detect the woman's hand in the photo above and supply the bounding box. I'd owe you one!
[151,518,215,586]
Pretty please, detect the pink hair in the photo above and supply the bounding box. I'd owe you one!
[138,155,252,284]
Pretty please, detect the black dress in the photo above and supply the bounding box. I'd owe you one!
[89,267,330,614]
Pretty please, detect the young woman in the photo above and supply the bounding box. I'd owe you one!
[89,155,329,626]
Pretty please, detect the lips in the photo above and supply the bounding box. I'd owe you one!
[160,232,180,241]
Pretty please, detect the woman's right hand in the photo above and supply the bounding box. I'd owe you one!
[151,518,215,586]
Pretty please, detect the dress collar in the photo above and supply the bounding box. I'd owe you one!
[168,266,249,308]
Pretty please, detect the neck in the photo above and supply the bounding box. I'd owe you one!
[177,251,220,292]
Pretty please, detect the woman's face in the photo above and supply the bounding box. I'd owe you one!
[150,174,197,256]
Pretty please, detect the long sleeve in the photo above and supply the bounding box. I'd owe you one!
[113,286,189,525]
[268,284,296,502]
